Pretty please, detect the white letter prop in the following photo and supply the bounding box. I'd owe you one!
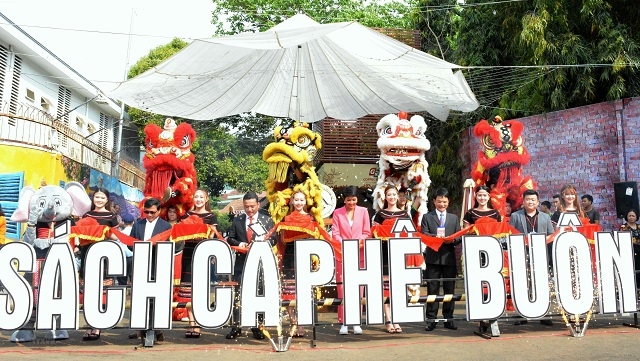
[553,231,594,315]
[191,240,234,328]
[508,234,550,318]
[343,239,384,325]
[0,242,35,330]
[240,241,280,327]
[130,242,174,330]
[595,232,637,313]
[463,235,506,321]
[388,237,424,323]
[83,241,126,329]
[35,243,79,330]
[295,239,335,325]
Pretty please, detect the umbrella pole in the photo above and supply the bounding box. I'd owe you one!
[296,44,302,122]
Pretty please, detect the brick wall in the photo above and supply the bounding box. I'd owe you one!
[460,97,640,231]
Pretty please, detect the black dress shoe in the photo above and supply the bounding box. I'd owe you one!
[540,320,553,326]
[443,322,457,330]
[425,322,436,331]
[514,320,528,325]
[225,326,241,339]
[251,327,265,340]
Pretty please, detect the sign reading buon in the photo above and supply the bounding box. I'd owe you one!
[0,216,636,335]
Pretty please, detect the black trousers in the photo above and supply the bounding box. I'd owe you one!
[424,264,457,320]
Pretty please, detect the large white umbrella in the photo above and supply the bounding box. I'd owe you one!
[110,14,478,122]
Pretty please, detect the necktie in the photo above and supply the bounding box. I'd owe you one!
[247,216,254,242]
[439,213,445,227]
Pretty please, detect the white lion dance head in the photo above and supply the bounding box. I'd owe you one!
[373,111,431,222]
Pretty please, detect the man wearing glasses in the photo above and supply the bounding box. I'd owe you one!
[128,197,175,342]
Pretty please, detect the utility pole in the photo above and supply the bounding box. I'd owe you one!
[113,8,135,179]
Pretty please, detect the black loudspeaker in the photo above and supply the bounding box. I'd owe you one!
[614,182,639,219]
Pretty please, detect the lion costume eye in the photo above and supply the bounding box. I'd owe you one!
[38,199,46,208]
[180,135,190,148]
[482,135,495,149]
[383,126,392,135]
[296,135,311,148]
[54,197,62,207]
[148,140,154,148]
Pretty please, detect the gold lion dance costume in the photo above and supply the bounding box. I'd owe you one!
[263,121,324,226]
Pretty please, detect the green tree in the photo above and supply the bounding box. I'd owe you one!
[212,0,415,35]
[450,0,640,116]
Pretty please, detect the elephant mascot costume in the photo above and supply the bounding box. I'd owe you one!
[9,181,91,342]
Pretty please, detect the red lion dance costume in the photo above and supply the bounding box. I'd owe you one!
[142,118,201,321]
[142,118,197,218]
[471,115,536,216]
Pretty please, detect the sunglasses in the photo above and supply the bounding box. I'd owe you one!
[144,210,158,215]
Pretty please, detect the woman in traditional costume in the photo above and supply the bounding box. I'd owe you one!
[332,186,370,335]
[81,188,119,341]
[277,190,329,337]
[463,185,501,226]
[180,188,218,338]
[372,185,416,334]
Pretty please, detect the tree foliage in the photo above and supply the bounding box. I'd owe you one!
[447,0,640,116]
[212,0,416,35]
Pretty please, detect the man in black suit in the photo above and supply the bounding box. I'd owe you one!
[128,197,181,342]
[421,188,460,331]
[225,192,276,340]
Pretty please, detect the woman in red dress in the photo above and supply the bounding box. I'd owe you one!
[181,188,218,338]
[81,188,119,341]
[373,185,414,334]
[277,190,326,337]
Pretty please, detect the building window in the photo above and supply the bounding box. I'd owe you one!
[75,115,85,129]
[26,89,35,102]
[41,97,53,112]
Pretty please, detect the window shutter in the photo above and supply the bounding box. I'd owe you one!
[0,171,24,239]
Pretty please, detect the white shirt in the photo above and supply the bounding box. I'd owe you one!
[143,218,158,241]
[245,214,256,229]
[437,211,447,226]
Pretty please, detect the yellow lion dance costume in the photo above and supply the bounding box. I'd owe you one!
[262,122,324,226]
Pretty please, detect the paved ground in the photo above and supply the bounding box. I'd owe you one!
[2,309,640,360]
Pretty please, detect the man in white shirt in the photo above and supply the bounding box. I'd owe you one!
[128,198,176,342]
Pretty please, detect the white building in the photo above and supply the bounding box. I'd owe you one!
[0,12,143,240]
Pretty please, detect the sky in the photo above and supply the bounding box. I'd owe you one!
[1,0,217,92]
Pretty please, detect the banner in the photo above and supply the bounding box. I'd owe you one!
[0,220,637,336]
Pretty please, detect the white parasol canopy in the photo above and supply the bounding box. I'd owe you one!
[110,14,479,122]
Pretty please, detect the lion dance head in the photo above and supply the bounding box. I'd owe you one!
[262,121,324,225]
[471,115,536,215]
[142,118,197,218]
[373,111,431,223]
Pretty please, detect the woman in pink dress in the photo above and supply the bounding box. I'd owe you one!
[332,186,370,335]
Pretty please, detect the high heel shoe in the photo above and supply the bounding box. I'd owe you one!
[185,322,201,338]
[385,321,396,333]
